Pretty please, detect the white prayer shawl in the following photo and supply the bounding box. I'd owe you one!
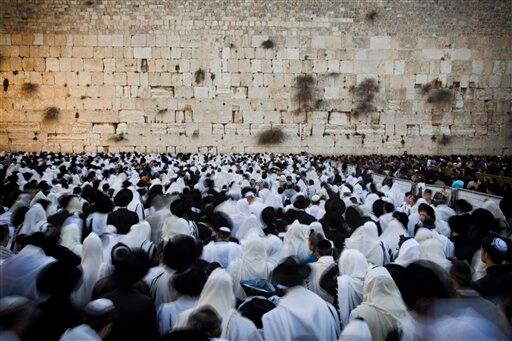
[166,177,186,194]
[73,233,103,307]
[147,265,177,308]
[415,228,452,271]
[431,306,510,341]
[176,268,236,327]
[60,223,83,256]
[236,198,252,218]
[111,173,127,194]
[157,296,198,335]
[339,319,372,341]
[427,226,453,258]
[29,191,47,208]
[145,208,172,244]
[378,212,394,233]
[86,212,108,236]
[471,249,487,281]
[305,205,325,220]
[249,201,267,222]
[353,184,364,202]
[127,189,144,221]
[236,215,264,241]
[264,192,283,209]
[481,199,507,226]
[435,204,456,223]
[19,203,47,235]
[222,309,263,341]
[307,255,335,303]
[350,267,408,341]
[214,199,242,235]
[262,286,340,341]
[387,183,405,208]
[161,216,193,240]
[283,220,311,262]
[345,222,384,266]
[228,237,273,299]
[258,188,270,201]
[407,212,420,236]
[308,221,326,239]
[394,238,421,267]
[59,324,101,341]
[0,245,56,302]
[202,241,242,269]
[435,219,451,238]
[379,220,407,258]
[336,249,369,327]
[265,234,288,267]
[121,221,151,248]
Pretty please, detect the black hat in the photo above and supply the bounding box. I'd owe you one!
[173,267,207,297]
[163,235,197,271]
[37,261,82,296]
[453,199,472,213]
[240,279,276,298]
[111,243,150,284]
[271,256,311,287]
[238,296,276,329]
[114,188,133,207]
[293,195,309,210]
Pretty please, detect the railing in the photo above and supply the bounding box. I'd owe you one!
[369,173,503,208]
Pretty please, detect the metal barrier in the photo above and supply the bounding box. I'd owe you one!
[370,173,502,208]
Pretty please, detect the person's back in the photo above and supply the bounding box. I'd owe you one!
[36,262,83,341]
[145,207,171,244]
[263,285,338,340]
[104,287,158,341]
[262,257,339,341]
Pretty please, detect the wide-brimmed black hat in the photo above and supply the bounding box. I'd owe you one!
[271,256,311,287]
[241,279,276,298]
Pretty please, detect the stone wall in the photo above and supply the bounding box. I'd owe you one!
[0,0,511,154]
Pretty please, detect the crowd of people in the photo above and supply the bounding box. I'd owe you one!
[344,154,512,196]
[0,151,511,341]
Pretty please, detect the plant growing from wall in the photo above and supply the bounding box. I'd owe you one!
[365,10,378,22]
[293,74,321,115]
[350,78,380,114]
[257,128,287,145]
[109,133,127,142]
[437,134,451,146]
[22,82,39,94]
[421,79,453,104]
[261,39,275,49]
[194,69,205,84]
[44,106,60,121]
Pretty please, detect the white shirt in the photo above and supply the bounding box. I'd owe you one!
[158,296,198,335]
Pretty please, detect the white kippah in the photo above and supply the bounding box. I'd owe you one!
[492,238,508,253]
[311,195,320,202]
[85,298,115,316]
[219,227,231,233]
[244,191,255,198]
